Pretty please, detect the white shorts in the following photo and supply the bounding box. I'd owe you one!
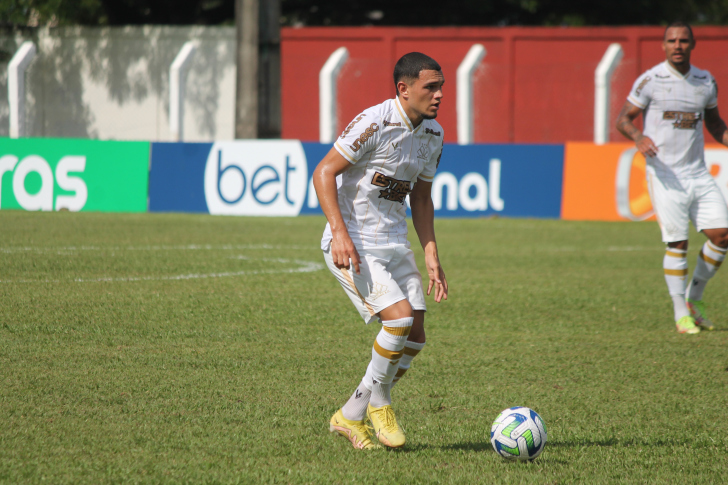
[647,172,728,242]
[323,243,426,324]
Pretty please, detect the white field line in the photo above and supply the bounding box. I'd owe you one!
[545,246,661,252]
[0,244,312,254]
[0,245,323,283]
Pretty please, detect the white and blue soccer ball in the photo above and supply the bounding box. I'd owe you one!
[490,407,547,460]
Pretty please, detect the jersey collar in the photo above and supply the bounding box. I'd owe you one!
[394,97,415,132]
[664,60,692,80]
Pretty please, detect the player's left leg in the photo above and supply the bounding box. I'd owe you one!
[687,228,728,330]
[364,299,412,448]
[391,310,426,389]
[687,176,728,329]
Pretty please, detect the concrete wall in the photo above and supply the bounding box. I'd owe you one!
[1,26,237,141]
[3,25,728,144]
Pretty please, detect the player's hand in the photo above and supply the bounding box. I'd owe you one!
[331,231,361,274]
[425,256,448,303]
[635,135,658,158]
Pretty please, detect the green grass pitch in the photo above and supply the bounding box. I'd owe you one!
[2,211,728,483]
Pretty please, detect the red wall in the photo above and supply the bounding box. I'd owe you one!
[281,26,728,144]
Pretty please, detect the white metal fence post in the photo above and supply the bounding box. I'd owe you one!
[169,41,198,142]
[319,47,349,144]
[457,44,486,145]
[8,41,37,139]
[594,43,624,145]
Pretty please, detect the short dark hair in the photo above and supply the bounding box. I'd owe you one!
[393,52,441,96]
[664,21,694,42]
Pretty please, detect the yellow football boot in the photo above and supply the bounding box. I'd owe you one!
[329,409,380,450]
[367,404,405,448]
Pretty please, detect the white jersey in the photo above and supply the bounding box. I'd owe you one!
[320,97,444,250]
[628,61,718,179]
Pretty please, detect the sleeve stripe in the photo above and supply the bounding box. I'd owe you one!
[627,96,646,109]
[334,142,357,164]
[418,174,434,181]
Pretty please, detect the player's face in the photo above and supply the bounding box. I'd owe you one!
[402,69,445,122]
[662,27,694,68]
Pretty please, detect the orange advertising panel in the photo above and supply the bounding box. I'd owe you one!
[562,142,728,221]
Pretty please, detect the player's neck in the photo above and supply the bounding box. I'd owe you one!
[398,97,424,128]
[668,59,691,76]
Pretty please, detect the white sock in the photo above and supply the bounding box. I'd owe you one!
[363,317,413,408]
[663,247,689,321]
[391,341,426,389]
[688,241,727,301]
[341,380,371,421]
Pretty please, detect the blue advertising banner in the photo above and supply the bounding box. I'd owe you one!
[149,141,564,219]
[300,143,564,218]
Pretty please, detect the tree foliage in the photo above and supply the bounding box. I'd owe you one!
[2,0,728,27]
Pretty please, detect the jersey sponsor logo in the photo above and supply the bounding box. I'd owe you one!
[350,123,380,152]
[425,127,441,137]
[392,142,399,149]
[371,171,412,204]
[417,144,431,161]
[340,114,365,139]
[655,74,670,79]
[635,76,651,96]
[693,74,708,80]
[663,111,702,129]
[383,120,402,127]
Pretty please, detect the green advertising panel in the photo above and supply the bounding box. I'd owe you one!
[0,137,149,213]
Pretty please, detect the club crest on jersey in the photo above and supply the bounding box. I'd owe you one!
[371,171,412,204]
[664,111,702,129]
[369,282,390,300]
[417,144,431,161]
[340,114,365,139]
[350,123,380,152]
[425,127,441,137]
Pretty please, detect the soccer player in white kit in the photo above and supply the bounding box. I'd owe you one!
[313,52,448,449]
[616,22,728,334]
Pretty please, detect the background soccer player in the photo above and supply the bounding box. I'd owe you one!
[313,52,448,449]
[616,22,728,334]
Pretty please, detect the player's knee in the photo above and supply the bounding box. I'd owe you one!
[667,240,688,250]
[408,310,426,343]
[379,299,413,321]
[709,229,728,248]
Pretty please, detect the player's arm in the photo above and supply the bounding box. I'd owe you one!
[312,148,361,274]
[410,179,448,303]
[704,106,728,147]
[616,100,658,157]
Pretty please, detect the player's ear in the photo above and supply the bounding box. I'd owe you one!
[397,80,409,99]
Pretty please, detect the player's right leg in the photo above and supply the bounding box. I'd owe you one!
[664,242,699,334]
[648,174,698,334]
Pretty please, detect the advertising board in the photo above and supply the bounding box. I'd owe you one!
[0,138,149,213]
[562,142,728,221]
[150,141,564,219]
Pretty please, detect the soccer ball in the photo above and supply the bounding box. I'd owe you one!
[490,407,547,460]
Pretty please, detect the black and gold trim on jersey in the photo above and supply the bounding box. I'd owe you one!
[371,172,412,204]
